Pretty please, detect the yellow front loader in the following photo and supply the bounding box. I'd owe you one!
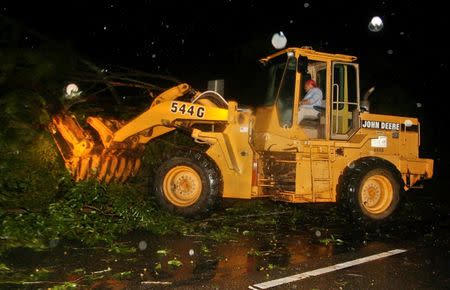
[49,47,433,223]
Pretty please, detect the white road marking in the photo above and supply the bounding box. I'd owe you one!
[249,248,407,289]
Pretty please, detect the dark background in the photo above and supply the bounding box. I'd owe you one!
[1,0,449,198]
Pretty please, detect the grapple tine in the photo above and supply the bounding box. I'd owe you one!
[120,158,134,182]
[115,157,127,179]
[78,157,91,180]
[131,159,141,177]
[90,155,101,177]
[105,156,119,183]
[98,156,111,182]
[69,158,79,180]
[75,159,84,182]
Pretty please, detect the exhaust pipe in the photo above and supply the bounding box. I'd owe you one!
[361,86,375,112]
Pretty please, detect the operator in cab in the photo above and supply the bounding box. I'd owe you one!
[298,79,323,124]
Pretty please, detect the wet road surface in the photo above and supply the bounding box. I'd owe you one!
[1,192,449,289]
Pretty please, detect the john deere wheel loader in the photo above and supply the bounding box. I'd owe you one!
[49,47,433,223]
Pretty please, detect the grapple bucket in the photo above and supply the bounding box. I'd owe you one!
[48,112,144,183]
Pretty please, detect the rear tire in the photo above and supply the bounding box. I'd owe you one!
[339,157,402,224]
[153,151,221,217]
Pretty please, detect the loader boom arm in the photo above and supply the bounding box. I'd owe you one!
[112,100,229,143]
[49,83,230,183]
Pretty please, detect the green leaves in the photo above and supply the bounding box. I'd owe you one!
[156,249,170,256]
[167,258,183,268]
[109,245,137,255]
[49,282,78,290]
[112,270,132,279]
[319,235,344,246]
[0,178,189,254]
[0,263,11,272]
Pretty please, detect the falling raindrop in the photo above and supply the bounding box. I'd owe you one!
[368,16,383,32]
[152,54,156,59]
[49,239,59,248]
[315,230,321,237]
[64,83,80,100]
[138,240,147,251]
[387,49,394,55]
[271,31,287,50]
[304,2,310,8]
[416,103,422,108]
[189,249,195,256]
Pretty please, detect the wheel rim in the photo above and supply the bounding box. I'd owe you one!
[163,166,202,207]
[360,174,393,214]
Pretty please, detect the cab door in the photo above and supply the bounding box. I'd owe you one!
[331,62,360,139]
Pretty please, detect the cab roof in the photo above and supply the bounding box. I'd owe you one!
[259,47,357,63]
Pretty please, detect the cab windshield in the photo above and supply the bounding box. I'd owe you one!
[260,53,297,127]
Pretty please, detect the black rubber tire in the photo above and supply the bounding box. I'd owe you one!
[338,157,403,225]
[152,151,222,217]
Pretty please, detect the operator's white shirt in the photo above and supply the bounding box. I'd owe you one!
[302,87,323,108]
[298,87,323,123]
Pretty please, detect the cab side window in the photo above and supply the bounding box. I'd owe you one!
[331,63,359,137]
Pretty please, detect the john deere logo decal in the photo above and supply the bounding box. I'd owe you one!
[361,120,400,131]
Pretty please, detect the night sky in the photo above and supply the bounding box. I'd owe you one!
[2,1,447,85]
[1,1,449,156]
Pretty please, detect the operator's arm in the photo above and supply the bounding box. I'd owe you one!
[300,88,323,106]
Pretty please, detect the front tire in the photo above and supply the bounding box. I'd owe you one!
[153,151,221,217]
[340,157,402,223]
